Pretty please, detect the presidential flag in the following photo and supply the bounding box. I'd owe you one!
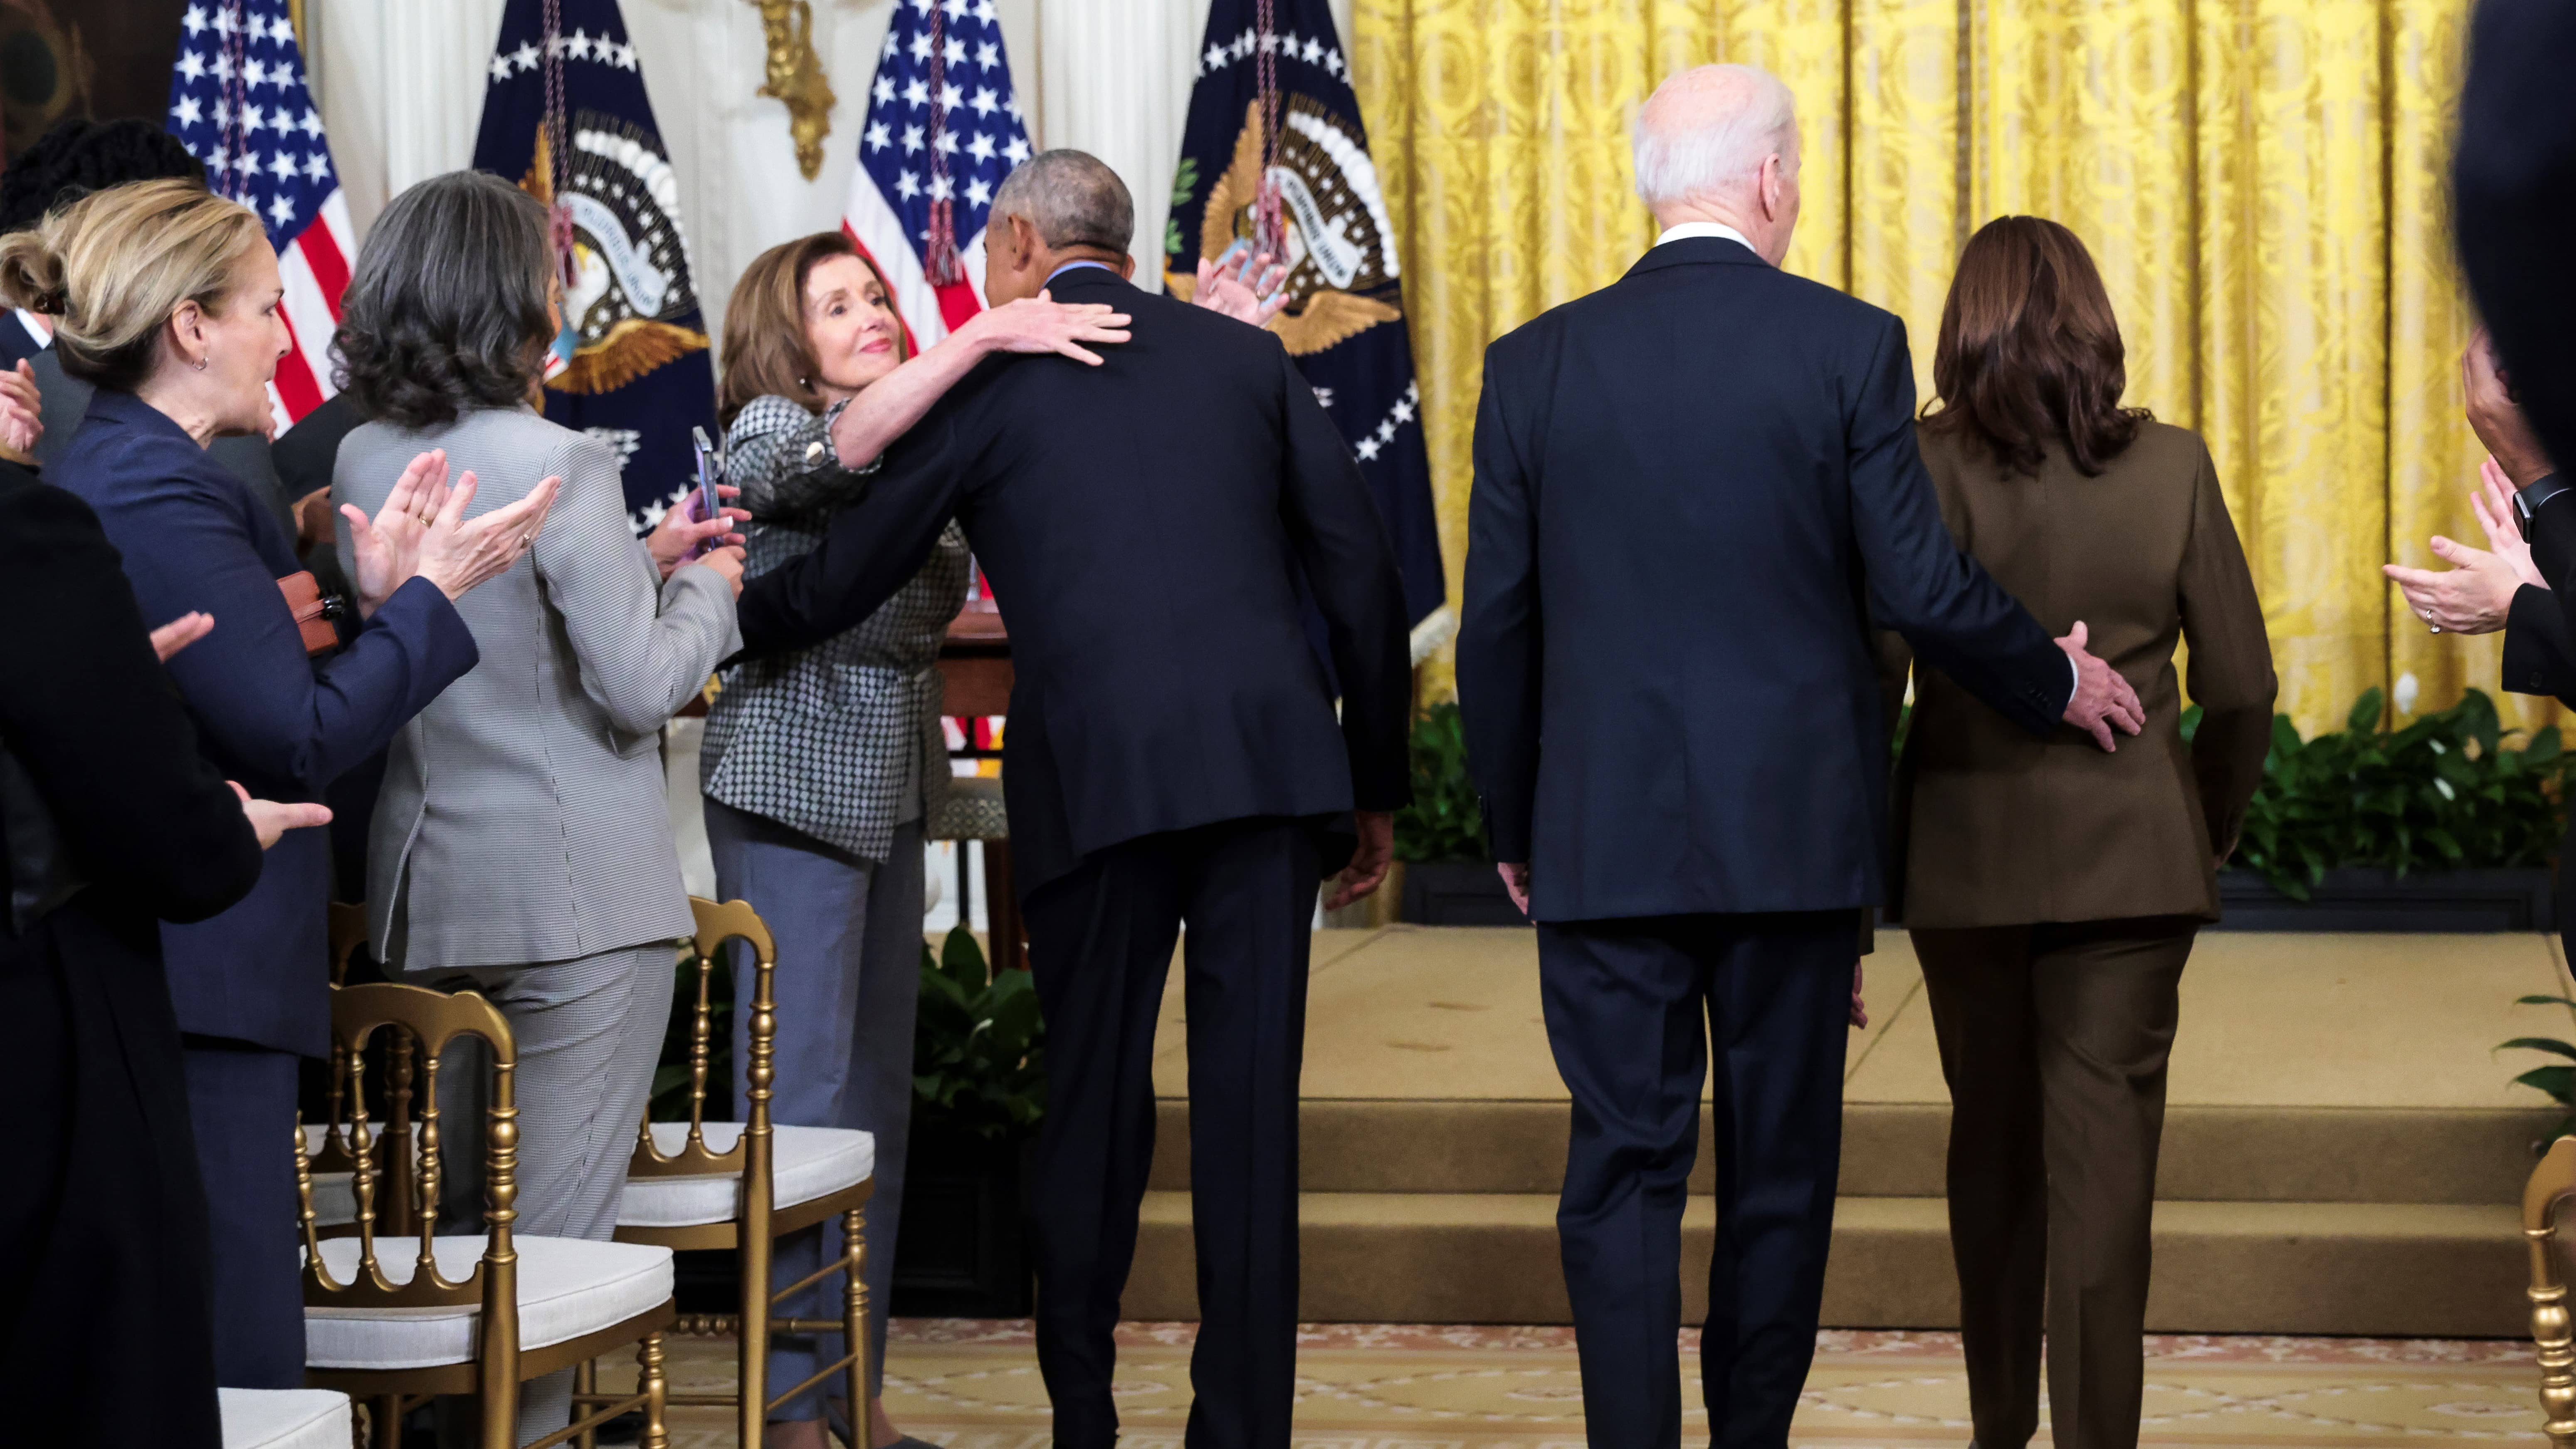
[844,0,1032,350]
[165,0,352,435]
[1166,0,1449,658]
[474,0,716,528]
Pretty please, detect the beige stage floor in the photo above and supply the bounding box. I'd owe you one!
[637,1325,2557,1447]
[1147,925,2576,1114]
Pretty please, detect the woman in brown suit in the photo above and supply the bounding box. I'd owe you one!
[1881,216,2275,1449]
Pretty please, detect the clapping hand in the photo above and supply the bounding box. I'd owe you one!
[0,358,40,455]
[2382,456,2548,635]
[2057,621,2145,752]
[343,449,558,611]
[1194,246,1291,327]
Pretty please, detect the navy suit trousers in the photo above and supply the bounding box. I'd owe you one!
[1537,910,1859,1449]
[180,1038,305,1389]
[1022,817,1321,1449]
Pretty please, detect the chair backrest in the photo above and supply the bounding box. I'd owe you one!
[2524,1135,2576,1447]
[311,903,378,1180]
[629,897,778,1179]
[297,981,519,1310]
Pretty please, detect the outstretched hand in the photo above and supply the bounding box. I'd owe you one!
[2057,621,2144,752]
[1194,249,1291,327]
[230,781,331,851]
[149,611,214,663]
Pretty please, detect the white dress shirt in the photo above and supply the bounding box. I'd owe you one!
[1653,220,1757,252]
[1649,220,2083,707]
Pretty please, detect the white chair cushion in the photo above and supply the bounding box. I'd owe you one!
[304,1235,672,1371]
[219,1388,351,1449]
[616,1123,874,1228]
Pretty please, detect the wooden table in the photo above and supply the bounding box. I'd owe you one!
[939,602,1022,971]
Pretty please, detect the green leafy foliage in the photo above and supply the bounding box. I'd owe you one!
[1393,702,1488,863]
[912,925,1047,1140]
[2501,994,2576,1139]
[2219,688,2573,899]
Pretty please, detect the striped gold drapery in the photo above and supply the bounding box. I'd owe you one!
[1355,0,2520,736]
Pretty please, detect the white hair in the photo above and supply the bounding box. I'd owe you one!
[1631,64,1798,208]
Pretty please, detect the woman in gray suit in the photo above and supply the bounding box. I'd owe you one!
[329,171,745,1447]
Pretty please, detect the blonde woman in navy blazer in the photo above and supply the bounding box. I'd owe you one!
[5,178,548,1392]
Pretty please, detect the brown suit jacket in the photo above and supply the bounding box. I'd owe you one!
[1879,421,2276,927]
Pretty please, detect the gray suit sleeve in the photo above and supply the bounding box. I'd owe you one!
[531,433,742,737]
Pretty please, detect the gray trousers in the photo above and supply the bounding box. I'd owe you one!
[704,798,922,1419]
[412,940,678,1448]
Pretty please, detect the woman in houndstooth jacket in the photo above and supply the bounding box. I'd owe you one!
[703,231,1131,1449]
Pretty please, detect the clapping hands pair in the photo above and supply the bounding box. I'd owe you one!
[341,449,561,616]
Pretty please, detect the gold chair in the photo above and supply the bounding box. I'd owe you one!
[2526,1135,2576,1447]
[296,981,677,1449]
[605,897,877,1447]
[309,904,414,1235]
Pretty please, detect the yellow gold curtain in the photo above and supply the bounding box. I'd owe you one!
[1356,0,2535,737]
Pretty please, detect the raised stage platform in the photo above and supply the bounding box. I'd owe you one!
[1124,926,2572,1338]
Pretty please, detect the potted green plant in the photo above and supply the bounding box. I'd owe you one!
[891,925,1047,1315]
[1393,703,1525,924]
[2208,687,2569,931]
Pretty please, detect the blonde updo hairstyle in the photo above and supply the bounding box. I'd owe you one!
[0,178,267,394]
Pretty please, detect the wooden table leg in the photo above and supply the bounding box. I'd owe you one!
[983,840,1025,973]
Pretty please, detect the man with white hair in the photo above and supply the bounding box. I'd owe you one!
[1456,64,2142,1446]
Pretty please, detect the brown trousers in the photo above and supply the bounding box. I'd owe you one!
[1909,917,2198,1449]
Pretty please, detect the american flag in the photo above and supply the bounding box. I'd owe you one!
[843,0,1033,350]
[165,0,351,435]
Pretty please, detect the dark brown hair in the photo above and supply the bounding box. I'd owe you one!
[335,171,555,429]
[717,232,908,427]
[1921,215,2149,477]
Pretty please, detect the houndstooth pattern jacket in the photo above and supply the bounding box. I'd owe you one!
[701,394,970,861]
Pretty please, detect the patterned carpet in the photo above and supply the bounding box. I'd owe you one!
[642,1323,2554,1447]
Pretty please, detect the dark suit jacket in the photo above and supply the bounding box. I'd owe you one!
[0,459,262,927]
[1879,424,2276,927]
[52,389,477,1055]
[733,267,1412,894]
[0,457,259,1449]
[2459,0,2576,482]
[1456,237,2074,923]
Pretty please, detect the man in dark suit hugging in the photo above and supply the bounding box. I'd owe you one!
[731,151,1410,1449]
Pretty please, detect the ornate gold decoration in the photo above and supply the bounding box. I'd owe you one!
[519,127,713,396]
[1172,100,1404,358]
[751,0,836,181]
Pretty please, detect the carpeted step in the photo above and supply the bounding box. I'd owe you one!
[1150,1098,2556,1205]
[1119,1192,2528,1338]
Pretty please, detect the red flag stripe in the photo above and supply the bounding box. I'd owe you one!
[272,309,324,421]
[293,223,350,325]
